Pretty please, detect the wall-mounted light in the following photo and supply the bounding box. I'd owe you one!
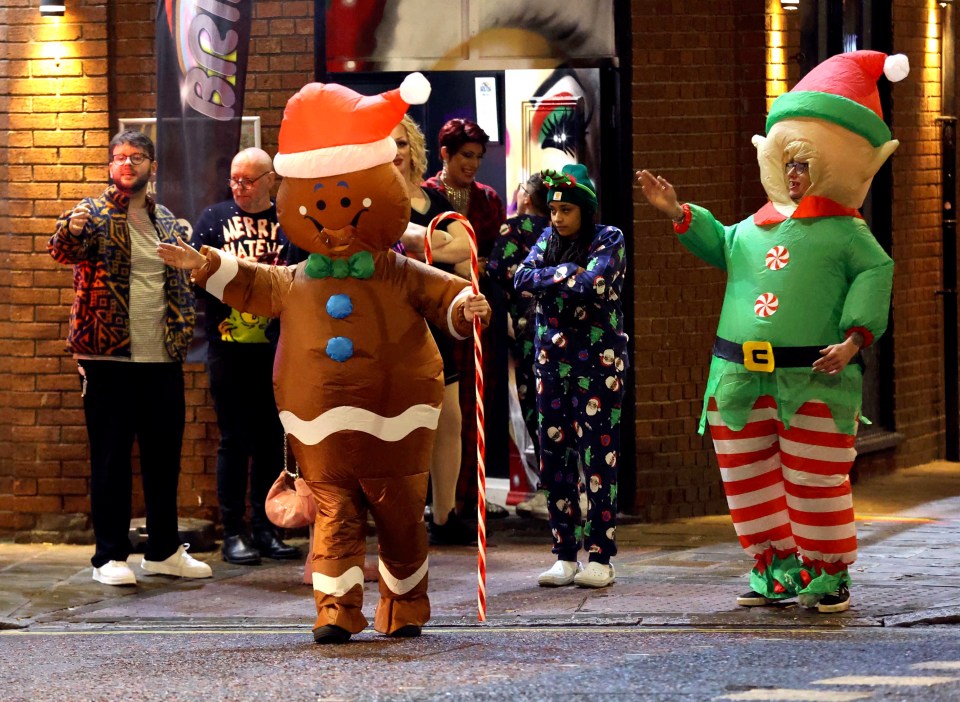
[941,0,955,7]
[781,0,800,11]
[39,0,65,17]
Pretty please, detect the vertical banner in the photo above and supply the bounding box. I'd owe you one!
[155,0,254,230]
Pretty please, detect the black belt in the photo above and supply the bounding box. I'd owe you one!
[712,336,863,373]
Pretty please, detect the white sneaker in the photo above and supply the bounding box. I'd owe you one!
[574,561,615,588]
[538,560,582,587]
[141,544,213,579]
[92,560,137,586]
[516,491,549,519]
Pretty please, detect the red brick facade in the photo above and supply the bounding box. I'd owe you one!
[0,0,952,538]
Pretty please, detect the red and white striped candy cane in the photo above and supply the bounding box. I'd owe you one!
[426,211,487,622]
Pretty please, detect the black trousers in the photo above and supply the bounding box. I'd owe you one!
[79,360,185,568]
[207,343,283,536]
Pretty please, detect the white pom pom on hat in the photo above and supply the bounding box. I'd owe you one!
[399,72,431,105]
[884,54,910,83]
[274,73,433,179]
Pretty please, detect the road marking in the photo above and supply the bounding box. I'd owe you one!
[912,661,960,670]
[815,675,959,686]
[855,515,936,523]
[718,690,871,701]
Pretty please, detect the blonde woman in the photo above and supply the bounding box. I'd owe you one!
[392,115,475,545]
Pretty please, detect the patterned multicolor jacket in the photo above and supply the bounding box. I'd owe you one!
[48,185,195,361]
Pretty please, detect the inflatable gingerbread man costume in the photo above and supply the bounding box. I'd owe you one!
[162,74,489,643]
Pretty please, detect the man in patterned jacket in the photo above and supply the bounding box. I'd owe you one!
[49,129,212,587]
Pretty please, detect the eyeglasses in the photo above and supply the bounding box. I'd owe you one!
[784,161,809,175]
[110,152,150,166]
[228,171,273,191]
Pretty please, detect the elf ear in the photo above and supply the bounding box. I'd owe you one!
[752,134,766,151]
[868,139,899,177]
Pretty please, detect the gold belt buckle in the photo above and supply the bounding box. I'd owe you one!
[742,341,775,373]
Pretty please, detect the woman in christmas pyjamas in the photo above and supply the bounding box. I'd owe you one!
[514,164,628,589]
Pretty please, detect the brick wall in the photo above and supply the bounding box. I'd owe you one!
[0,0,315,541]
[629,0,770,520]
[884,0,948,467]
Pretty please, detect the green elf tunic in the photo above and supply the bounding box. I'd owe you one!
[679,196,893,436]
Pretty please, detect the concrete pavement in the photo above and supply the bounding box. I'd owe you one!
[2,461,959,635]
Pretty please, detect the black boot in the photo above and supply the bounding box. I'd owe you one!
[221,534,261,565]
[252,528,301,559]
[313,624,352,644]
[428,510,477,546]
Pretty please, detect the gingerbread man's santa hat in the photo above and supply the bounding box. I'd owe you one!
[273,72,431,179]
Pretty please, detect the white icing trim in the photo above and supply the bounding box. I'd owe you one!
[279,403,441,446]
[312,566,365,597]
[447,287,472,340]
[379,557,428,595]
[274,138,397,178]
[205,250,238,301]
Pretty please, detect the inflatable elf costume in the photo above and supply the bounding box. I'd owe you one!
[640,50,907,613]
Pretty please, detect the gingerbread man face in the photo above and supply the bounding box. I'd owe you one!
[277,162,410,256]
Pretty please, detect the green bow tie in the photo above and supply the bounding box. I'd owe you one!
[305,251,375,280]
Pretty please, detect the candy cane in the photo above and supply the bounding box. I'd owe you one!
[426,211,487,622]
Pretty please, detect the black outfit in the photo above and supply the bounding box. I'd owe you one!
[191,201,292,551]
[411,187,462,385]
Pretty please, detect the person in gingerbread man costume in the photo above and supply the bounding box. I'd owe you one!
[159,73,491,643]
[638,50,906,613]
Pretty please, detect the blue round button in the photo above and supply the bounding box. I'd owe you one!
[326,336,354,362]
[326,294,353,319]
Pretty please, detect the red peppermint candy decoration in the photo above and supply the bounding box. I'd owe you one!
[765,245,790,270]
[754,292,779,317]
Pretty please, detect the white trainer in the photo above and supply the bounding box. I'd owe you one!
[574,561,615,588]
[516,491,549,520]
[538,560,582,587]
[92,560,137,586]
[141,544,213,579]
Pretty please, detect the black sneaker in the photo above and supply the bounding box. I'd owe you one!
[817,584,851,613]
[428,510,477,546]
[736,590,773,607]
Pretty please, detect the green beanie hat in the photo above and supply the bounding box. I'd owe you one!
[542,164,598,214]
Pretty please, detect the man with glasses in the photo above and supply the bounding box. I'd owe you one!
[48,129,212,586]
[191,147,298,566]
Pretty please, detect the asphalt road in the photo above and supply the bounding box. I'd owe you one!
[2,623,959,701]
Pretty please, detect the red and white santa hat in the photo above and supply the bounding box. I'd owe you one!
[274,73,431,178]
[766,50,909,147]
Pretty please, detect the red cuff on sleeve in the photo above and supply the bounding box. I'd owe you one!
[846,326,874,349]
[672,203,692,235]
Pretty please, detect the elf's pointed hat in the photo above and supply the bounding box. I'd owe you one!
[274,73,431,178]
[766,50,909,147]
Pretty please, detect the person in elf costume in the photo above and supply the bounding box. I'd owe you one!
[637,50,906,613]
[159,73,491,643]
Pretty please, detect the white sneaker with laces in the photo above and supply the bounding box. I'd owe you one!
[92,560,137,586]
[141,544,212,579]
[574,561,615,588]
[538,560,582,587]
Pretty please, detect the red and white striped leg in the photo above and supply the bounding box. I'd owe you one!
[778,400,858,571]
[707,396,796,560]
